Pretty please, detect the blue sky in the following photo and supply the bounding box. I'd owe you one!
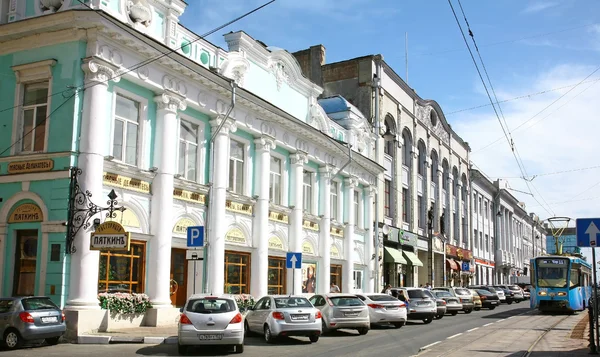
[182,0,600,225]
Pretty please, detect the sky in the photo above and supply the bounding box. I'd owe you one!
[182,0,600,229]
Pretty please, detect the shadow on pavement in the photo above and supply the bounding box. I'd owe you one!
[494,348,591,356]
[480,308,532,319]
[135,344,242,356]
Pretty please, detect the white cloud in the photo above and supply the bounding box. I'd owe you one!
[454,64,600,222]
[521,1,560,14]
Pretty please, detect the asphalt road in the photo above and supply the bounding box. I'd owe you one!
[2,301,532,357]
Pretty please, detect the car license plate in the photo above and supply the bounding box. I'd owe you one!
[41,316,58,323]
[345,312,358,317]
[386,306,398,310]
[198,334,223,340]
[490,301,498,305]
[417,301,429,306]
[291,314,309,321]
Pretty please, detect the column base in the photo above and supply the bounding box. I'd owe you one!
[150,300,173,309]
[64,309,106,341]
[145,307,181,327]
[65,299,101,310]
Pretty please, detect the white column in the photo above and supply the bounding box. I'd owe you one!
[288,150,306,295]
[448,175,454,244]
[66,57,119,310]
[207,117,236,295]
[437,167,443,231]
[364,186,375,293]
[147,92,186,307]
[318,165,332,293]
[251,136,275,297]
[343,178,357,293]
[411,147,419,231]
[456,181,463,247]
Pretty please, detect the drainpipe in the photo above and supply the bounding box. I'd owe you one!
[334,143,353,176]
[373,55,383,293]
[203,80,236,293]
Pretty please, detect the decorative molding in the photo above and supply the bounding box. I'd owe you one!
[254,135,276,152]
[219,53,250,87]
[260,121,276,138]
[126,0,153,30]
[12,59,57,84]
[162,75,188,96]
[318,165,334,180]
[209,116,237,136]
[344,176,359,189]
[294,139,309,153]
[290,151,308,166]
[40,0,64,14]
[81,56,120,84]
[96,44,124,67]
[268,60,290,91]
[154,91,187,113]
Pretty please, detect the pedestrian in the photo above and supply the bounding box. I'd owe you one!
[330,282,340,293]
[384,284,392,295]
[425,282,432,290]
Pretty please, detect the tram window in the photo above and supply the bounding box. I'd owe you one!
[570,268,580,288]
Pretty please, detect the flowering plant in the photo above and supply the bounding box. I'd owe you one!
[98,292,153,314]
[233,294,255,310]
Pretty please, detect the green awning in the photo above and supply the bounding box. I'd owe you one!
[403,250,424,267]
[384,247,407,264]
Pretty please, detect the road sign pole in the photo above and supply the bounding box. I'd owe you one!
[594,247,599,349]
[193,259,197,295]
[292,269,295,295]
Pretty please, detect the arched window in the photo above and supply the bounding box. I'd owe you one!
[383,115,395,156]
[417,141,426,176]
[452,167,459,197]
[442,160,449,191]
[430,150,439,184]
[401,129,412,168]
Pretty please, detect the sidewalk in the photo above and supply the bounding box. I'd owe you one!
[417,312,591,357]
[77,325,178,345]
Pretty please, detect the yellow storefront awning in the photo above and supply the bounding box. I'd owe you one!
[384,247,407,265]
[403,250,424,267]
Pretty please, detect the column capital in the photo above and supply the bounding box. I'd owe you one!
[364,185,377,197]
[290,150,308,165]
[254,135,276,152]
[210,116,237,136]
[154,90,187,113]
[344,176,359,189]
[318,164,334,179]
[82,56,120,85]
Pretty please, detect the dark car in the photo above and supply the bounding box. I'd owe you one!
[494,286,515,304]
[474,289,500,309]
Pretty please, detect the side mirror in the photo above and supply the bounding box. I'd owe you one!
[179,307,184,313]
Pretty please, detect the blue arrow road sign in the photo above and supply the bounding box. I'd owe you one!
[286,252,302,269]
[576,218,600,247]
[187,226,205,247]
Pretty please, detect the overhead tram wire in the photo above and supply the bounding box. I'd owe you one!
[0,0,276,155]
[0,0,276,116]
[448,0,554,217]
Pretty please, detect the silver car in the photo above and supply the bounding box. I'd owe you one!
[244,295,321,343]
[355,293,407,328]
[309,294,370,335]
[423,289,447,319]
[0,296,66,350]
[432,290,463,315]
[178,294,244,355]
[391,288,436,324]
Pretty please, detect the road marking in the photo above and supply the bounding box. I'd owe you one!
[419,341,441,351]
[467,327,479,332]
[507,316,515,319]
[483,322,494,327]
[447,333,463,339]
[496,319,506,322]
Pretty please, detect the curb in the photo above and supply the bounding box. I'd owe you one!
[76,335,178,345]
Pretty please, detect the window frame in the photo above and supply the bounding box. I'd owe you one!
[177,118,200,182]
[331,179,341,222]
[224,250,251,295]
[302,168,316,214]
[98,240,147,294]
[353,269,363,291]
[268,151,288,206]
[228,138,248,194]
[353,190,359,226]
[402,187,409,223]
[110,88,148,168]
[267,256,287,295]
[384,179,392,218]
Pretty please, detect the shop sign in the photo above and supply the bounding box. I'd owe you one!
[226,200,252,215]
[399,230,418,247]
[106,210,141,228]
[90,221,131,251]
[386,227,399,243]
[302,241,315,255]
[303,220,319,231]
[445,244,472,260]
[269,211,289,224]
[8,203,43,223]
[268,236,285,250]
[103,172,150,194]
[225,228,247,245]
[330,245,341,259]
[173,188,205,205]
[173,217,197,235]
[7,159,54,174]
[330,226,343,237]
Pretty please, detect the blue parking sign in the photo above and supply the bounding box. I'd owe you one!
[187,226,204,247]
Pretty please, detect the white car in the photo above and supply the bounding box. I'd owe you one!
[178,294,244,355]
[355,293,407,328]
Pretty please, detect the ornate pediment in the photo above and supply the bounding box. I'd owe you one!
[416,100,450,144]
[219,52,250,87]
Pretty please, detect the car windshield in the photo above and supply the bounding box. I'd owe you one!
[22,297,58,311]
[477,289,493,296]
[186,298,236,313]
[367,295,397,302]
[329,296,364,306]
[455,288,470,295]
[407,290,428,299]
[0,300,13,313]
[274,297,312,308]
[422,290,435,299]
[434,291,452,298]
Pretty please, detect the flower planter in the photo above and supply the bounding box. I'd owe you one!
[99,310,146,332]
[97,292,153,331]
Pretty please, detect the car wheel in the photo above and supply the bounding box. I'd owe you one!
[358,327,369,335]
[435,314,443,320]
[321,318,329,334]
[244,321,252,337]
[507,301,513,305]
[45,336,60,345]
[474,307,481,311]
[4,329,22,350]
[309,335,319,343]
[264,325,275,344]
[177,343,187,355]
[465,309,472,314]
[423,317,433,324]
[392,322,404,328]
[451,311,458,316]
[235,344,244,353]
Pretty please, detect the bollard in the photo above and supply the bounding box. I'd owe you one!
[590,300,597,354]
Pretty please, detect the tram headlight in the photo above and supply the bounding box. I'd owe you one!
[557,292,567,296]
[538,291,547,296]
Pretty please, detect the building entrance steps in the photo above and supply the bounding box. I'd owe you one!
[78,325,178,345]
[417,311,590,357]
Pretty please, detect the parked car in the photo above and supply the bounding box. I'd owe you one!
[355,293,407,328]
[474,289,500,309]
[432,287,474,313]
[522,285,531,300]
[469,289,482,311]
[178,294,244,354]
[505,285,525,302]
[309,294,369,335]
[391,288,436,324]
[485,286,507,303]
[0,296,66,350]
[245,295,321,343]
[493,286,514,304]
[423,289,447,319]
[432,291,462,315]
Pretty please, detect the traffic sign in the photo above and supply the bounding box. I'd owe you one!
[187,226,204,247]
[286,252,302,269]
[576,218,600,247]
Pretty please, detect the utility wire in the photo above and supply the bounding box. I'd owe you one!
[492,164,600,180]
[1,0,276,155]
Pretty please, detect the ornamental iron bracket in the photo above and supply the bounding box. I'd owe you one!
[66,167,126,254]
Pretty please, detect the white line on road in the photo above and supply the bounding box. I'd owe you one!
[419,341,441,351]
[467,327,479,332]
[496,319,506,322]
[483,322,494,327]
[447,333,463,339]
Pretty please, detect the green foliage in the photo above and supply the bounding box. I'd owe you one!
[98,292,152,314]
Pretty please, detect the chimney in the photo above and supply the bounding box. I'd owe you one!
[292,45,325,87]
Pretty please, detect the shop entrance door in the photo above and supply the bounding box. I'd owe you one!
[13,230,38,296]
[170,248,188,307]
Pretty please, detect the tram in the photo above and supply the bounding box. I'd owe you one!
[530,255,592,312]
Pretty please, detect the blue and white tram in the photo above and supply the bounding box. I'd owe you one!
[530,255,592,312]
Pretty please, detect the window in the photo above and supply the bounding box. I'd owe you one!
[384,180,392,217]
[480,232,483,252]
[330,265,342,291]
[484,201,488,219]
[474,230,478,249]
[178,120,198,181]
[331,181,339,220]
[353,190,359,225]
[269,156,282,204]
[229,140,245,193]
[485,234,489,252]
[402,188,409,223]
[479,197,482,215]
[473,195,478,213]
[224,251,250,294]
[113,94,140,165]
[98,241,146,293]
[353,270,363,290]
[418,195,425,229]
[303,171,313,213]
[186,297,236,313]
[19,82,48,153]
[268,257,286,295]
